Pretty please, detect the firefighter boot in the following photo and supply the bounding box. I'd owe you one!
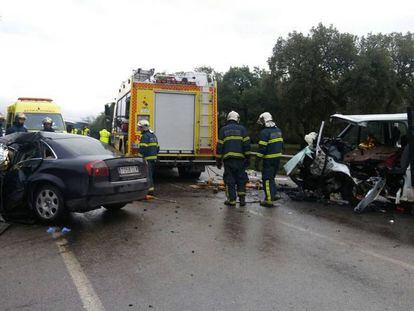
[239,196,246,207]
[260,201,275,208]
[224,200,237,207]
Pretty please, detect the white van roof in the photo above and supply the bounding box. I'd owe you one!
[331,113,407,124]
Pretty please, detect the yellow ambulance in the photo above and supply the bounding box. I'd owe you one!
[6,98,66,132]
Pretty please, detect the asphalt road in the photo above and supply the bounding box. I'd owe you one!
[2,169,414,311]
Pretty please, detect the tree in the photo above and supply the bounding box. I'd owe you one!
[268,24,358,141]
[218,66,259,124]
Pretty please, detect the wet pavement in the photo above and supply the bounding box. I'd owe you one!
[2,168,414,310]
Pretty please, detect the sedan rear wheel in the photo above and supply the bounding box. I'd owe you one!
[34,185,66,223]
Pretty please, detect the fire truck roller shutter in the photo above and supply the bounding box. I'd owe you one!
[154,93,195,152]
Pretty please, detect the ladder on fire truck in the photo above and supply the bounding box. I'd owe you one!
[198,86,214,152]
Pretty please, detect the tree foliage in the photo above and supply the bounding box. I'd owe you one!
[215,24,414,143]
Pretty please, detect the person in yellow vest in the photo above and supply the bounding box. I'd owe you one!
[82,126,90,136]
[99,128,110,144]
[71,128,78,134]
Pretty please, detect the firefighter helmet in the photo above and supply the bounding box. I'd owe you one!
[138,119,150,130]
[42,117,53,125]
[16,112,27,120]
[226,111,240,122]
[257,112,273,125]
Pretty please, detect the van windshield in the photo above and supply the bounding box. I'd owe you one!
[23,113,65,131]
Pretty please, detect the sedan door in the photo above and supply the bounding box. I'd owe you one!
[2,144,43,212]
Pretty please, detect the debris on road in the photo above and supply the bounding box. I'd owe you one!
[61,227,71,234]
[144,195,177,203]
[145,195,155,200]
[47,226,72,238]
[46,227,56,234]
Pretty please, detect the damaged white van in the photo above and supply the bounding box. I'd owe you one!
[285,112,414,212]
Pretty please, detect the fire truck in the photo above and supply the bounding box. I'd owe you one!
[109,68,218,178]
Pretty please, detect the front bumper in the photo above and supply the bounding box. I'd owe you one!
[66,178,149,212]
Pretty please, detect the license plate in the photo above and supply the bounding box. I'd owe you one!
[118,166,140,175]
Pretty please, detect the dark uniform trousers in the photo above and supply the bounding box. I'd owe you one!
[258,126,283,203]
[262,158,280,202]
[223,159,248,203]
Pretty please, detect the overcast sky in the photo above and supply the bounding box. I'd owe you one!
[1,0,413,121]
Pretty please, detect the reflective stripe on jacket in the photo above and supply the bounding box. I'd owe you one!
[139,131,159,160]
[257,126,283,159]
[216,120,251,160]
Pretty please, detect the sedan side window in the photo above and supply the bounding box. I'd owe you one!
[42,142,56,159]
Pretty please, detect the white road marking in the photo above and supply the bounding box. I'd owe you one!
[247,209,414,272]
[56,238,105,311]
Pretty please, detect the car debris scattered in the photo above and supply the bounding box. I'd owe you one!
[47,226,71,235]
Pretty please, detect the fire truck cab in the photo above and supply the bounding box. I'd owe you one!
[111,68,217,178]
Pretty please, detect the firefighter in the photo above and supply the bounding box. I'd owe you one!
[6,113,28,134]
[138,120,159,194]
[255,112,283,207]
[216,111,251,207]
[99,128,110,144]
[82,125,90,136]
[41,117,55,132]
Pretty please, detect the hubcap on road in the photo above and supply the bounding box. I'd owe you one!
[36,190,59,219]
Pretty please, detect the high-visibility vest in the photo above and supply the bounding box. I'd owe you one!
[99,129,110,144]
[71,128,78,134]
[82,127,90,136]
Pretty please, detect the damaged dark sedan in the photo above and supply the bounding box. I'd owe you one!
[0,132,149,223]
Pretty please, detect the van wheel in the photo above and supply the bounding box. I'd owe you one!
[33,185,67,224]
